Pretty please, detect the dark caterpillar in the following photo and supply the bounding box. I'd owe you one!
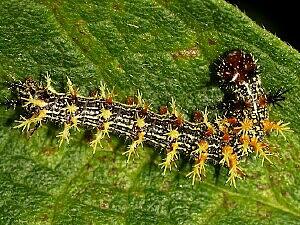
[6,50,290,187]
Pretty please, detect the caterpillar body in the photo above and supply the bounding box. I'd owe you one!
[6,50,290,187]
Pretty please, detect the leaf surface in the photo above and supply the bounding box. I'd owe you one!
[0,0,300,224]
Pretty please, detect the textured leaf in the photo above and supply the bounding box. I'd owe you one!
[0,0,300,224]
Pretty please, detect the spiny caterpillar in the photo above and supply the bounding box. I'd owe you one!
[6,50,291,187]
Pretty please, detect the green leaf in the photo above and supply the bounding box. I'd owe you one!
[1,0,300,224]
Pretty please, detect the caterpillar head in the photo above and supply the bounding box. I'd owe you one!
[217,50,258,91]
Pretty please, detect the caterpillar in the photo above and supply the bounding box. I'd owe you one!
[5,50,290,187]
